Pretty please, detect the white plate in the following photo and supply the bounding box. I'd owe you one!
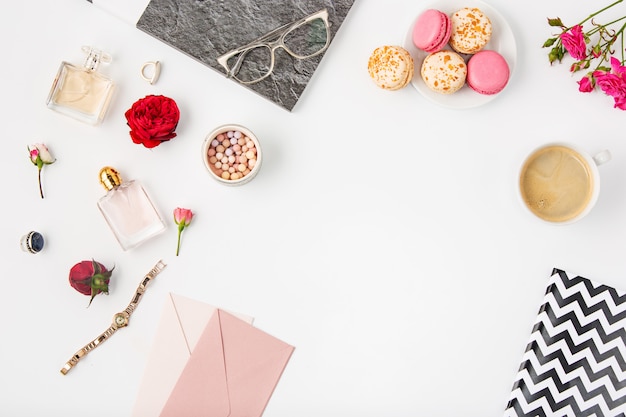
[403,0,517,109]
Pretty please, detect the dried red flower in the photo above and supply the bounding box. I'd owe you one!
[68,260,114,307]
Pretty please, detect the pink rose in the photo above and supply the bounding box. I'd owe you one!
[577,73,595,92]
[560,25,587,61]
[610,56,626,77]
[615,95,626,110]
[593,57,626,109]
[593,70,621,95]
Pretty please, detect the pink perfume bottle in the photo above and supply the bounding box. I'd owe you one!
[46,46,114,125]
[97,167,166,251]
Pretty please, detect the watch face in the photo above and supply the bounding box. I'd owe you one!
[113,313,129,328]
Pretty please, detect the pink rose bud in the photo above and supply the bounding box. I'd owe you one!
[27,143,55,199]
[578,74,595,93]
[173,207,194,256]
[174,207,194,227]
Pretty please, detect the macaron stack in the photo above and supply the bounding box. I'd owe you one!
[411,6,510,96]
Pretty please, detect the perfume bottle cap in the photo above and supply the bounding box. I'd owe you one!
[81,46,112,71]
[99,167,122,191]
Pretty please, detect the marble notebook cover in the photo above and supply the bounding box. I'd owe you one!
[133,0,355,111]
[504,269,626,416]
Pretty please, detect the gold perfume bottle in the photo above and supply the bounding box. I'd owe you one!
[46,46,115,125]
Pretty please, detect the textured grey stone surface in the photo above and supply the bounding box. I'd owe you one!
[136,0,355,111]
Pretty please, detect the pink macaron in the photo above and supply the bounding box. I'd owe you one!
[466,50,510,95]
[412,9,451,53]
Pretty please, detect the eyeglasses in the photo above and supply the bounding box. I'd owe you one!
[217,9,331,84]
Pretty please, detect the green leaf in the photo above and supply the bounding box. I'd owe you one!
[548,46,565,64]
[592,44,602,57]
[547,17,564,27]
[91,259,102,275]
[543,37,558,48]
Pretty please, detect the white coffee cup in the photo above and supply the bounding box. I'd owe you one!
[518,143,611,224]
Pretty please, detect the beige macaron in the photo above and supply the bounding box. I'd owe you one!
[449,8,492,54]
[367,45,414,90]
[420,50,467,94]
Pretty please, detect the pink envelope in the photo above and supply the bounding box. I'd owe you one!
[132,294,256,417]
[159,309,294,417]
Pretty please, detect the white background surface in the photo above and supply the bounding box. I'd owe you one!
[2,0,626,416]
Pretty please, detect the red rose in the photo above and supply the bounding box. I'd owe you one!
[125,95,180,148]
[68,259,114,307]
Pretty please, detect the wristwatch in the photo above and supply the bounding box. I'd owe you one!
[60,260,166,375]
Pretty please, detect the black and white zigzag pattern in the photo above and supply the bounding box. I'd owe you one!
[504,269,626,417]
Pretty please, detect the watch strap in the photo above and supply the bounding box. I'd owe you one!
[60,325,117,375]
[60,260,166,375]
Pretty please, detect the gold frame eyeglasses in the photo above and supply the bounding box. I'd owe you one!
[217,9,331,84]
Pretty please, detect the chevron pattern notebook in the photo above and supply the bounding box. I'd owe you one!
[504,269,626,417]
